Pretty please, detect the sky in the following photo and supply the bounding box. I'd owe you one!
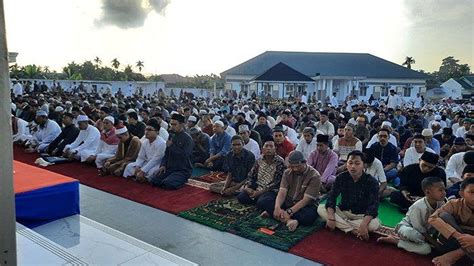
[4,0,473,76]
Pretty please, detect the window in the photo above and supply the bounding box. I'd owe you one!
[403,87,412,97]
[381,86,389,97]
[359,86,367,96]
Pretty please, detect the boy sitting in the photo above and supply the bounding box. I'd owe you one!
[429,178,474,265]
[377,176,446,255]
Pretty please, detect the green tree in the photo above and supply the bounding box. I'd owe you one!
[438,56,471,81]
[94,56,102,68]
[136,60,144,72]
[111,58,120,70]
[402,56,416,69]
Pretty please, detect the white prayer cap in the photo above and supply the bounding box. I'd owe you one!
[77,115,89,122]
[36,110,48,117]
[188,116,197,123]
[243,105,249,109]
[95,100,102,104]
[381,121,392,128]
[126,108,136,114]
[115,127,128,135]
[212,115,222,122]
[434,115,441,121]
[422,129,433,137]
[170,111,179,116]
[83,100,89,105]
[199,109,208,115]
[55,106,64,112]
[208,110,216,115]
[104,116,115,124]
[65,101,72,105]
[214,121,224,128]
[431,121,440,126]
[239,124,250,133]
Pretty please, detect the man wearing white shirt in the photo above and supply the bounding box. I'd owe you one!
[456,119,471,138]
[365,151,394,198]
[446,151,474,186]
[366,121,398,148]
[123,120,166,182]
[25,111,61,153]
[83,116,120,169]
[11,115,30,143]
[403,134,435,167]
[330,92,338,107]
[386,89,402,109]
[12,79,23,97]
[64,115,101,162]
[295,127,317,160]
[239,124,261,160]
[413,93,422,110]
[315,110,335,138]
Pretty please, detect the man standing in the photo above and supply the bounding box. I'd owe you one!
[308,134,339,192]
[318,151,381,240]
[152,114,194,189]
[258,151,321,231]
[239,125,261,159]
[209,135,255,195]
[123,120,166,182]
[387,89,402,109]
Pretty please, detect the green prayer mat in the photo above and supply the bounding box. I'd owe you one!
[178,198,258,231]
[319,198,404,228]
[230,214,325,251]
[191,167,211,178]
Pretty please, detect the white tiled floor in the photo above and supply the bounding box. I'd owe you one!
[18,216,197,266]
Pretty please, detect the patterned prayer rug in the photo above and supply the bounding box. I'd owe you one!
[191,167,211,178]
[187,172,227,190]
[229,214,326,251]
[178,198,258,231]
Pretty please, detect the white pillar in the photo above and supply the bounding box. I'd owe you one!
[0,0,17,264]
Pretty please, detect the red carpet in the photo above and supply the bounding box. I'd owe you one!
[14,161,76,194]
[289,229,433,266]
[14,147,221,214]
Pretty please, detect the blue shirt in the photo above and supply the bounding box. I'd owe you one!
[210,131,232,156]
[426,138,441,155]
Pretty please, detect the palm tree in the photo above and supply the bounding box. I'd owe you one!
[94,56,102,67]
[43,66,50,73]
[136,60,144,72]
[111,58,120,70]
[402,56,416,69]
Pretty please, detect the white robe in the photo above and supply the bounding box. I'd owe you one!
[65,125,101,162]
[285,127,299,145]
[296,138,317,160]
[123,137,166,180]
[12,118,30,142]
[93,140,119,168]
[243,138,261,160]
[403,147,435,167]
[31,120,61,152]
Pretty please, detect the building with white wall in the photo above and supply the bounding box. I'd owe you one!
[221,51,429,103]
[439,75,474,100]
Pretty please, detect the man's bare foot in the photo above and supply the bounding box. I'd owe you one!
[432,249,464,266]
[286,219,299,232]
[376,235,399,245]
[259,211,269,218]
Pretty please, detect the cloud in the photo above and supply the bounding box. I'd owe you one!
[94,0,171,29]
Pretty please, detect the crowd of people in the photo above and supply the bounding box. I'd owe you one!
[10,79,474,265]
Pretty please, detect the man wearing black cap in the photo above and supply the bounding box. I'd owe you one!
[152,113,194,189]
[390,151,446,212]
[257,150,321,232]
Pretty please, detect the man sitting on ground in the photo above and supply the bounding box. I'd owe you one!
[273,126,295,159]
[370,128,400,185]
[257,151,321,232]
[190,127,211,166]
[447,164,474,199]
[377,176,446,255]
[102,126,141,176]
[318,151,381,240]
[152,114,194,189]
[46,112,79,157]
[84,116,119,170]
[123,119,166,182]
[429,178,474,265]
[25,110,61,153]
[239,125,261,159]
[237,137,285,204]
[204,121,231,171]
[209,135,255,195]
[63,115,101,162]
[365,150,395,199]
[403,134,435,167]
[307,134,338,193]
[390,151,446,212]
[295,127,317,160]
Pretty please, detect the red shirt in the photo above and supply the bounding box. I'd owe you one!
[276,139,295,159]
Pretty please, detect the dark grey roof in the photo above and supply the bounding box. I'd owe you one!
[456,77,474,90]
[252,62,314,82]
[221,51,430,79]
